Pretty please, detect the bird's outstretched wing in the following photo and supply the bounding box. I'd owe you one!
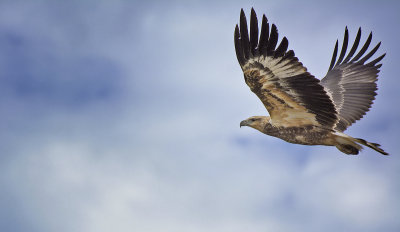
[235,9,337,128]
[321,28,385,132]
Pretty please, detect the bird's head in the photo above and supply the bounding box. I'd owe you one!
[240,116,270,132]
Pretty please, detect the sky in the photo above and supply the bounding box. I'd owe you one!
[0,0,399,232]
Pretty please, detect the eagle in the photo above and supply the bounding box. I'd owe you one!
[235,8,388,155]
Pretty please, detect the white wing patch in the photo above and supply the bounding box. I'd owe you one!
[243,56,307,78]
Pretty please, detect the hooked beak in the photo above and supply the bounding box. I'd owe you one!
[240,120,248,128]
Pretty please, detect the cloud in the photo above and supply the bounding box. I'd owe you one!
[0,1,400,232]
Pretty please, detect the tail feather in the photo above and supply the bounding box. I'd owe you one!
[334,132,388,155]
[354,138,389,155]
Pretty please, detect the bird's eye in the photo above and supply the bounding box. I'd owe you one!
[250,118,256,122]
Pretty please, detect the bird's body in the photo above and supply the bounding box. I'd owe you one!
[235,9,388,155]
[240,116,329,145]
[262,124,332,146]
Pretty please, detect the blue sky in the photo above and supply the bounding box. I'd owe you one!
[1,1,399,231]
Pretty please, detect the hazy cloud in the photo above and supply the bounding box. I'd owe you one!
[1,1,399,232]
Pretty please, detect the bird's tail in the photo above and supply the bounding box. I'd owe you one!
[353,138,389,155]
[334,132,388,155]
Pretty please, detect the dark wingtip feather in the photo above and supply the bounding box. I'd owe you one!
[366,53,386,67]
[274,37,288,57]
[240,9,250,59]
[351,31,372,62]
[266,24,278,56]
[335,27,349,66]
[236,9,293,62]
[328,40,339,71]
[358,41,381,64]
[250,7,256,18]
[343,27,361,63]
[258,14,269,56]
[284,50,295,59]
[250,8,259,56]
[234,24,245,66]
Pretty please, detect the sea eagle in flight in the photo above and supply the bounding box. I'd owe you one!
[235,8,388,155]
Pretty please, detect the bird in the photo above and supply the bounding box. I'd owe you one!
[235,8,388,155]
